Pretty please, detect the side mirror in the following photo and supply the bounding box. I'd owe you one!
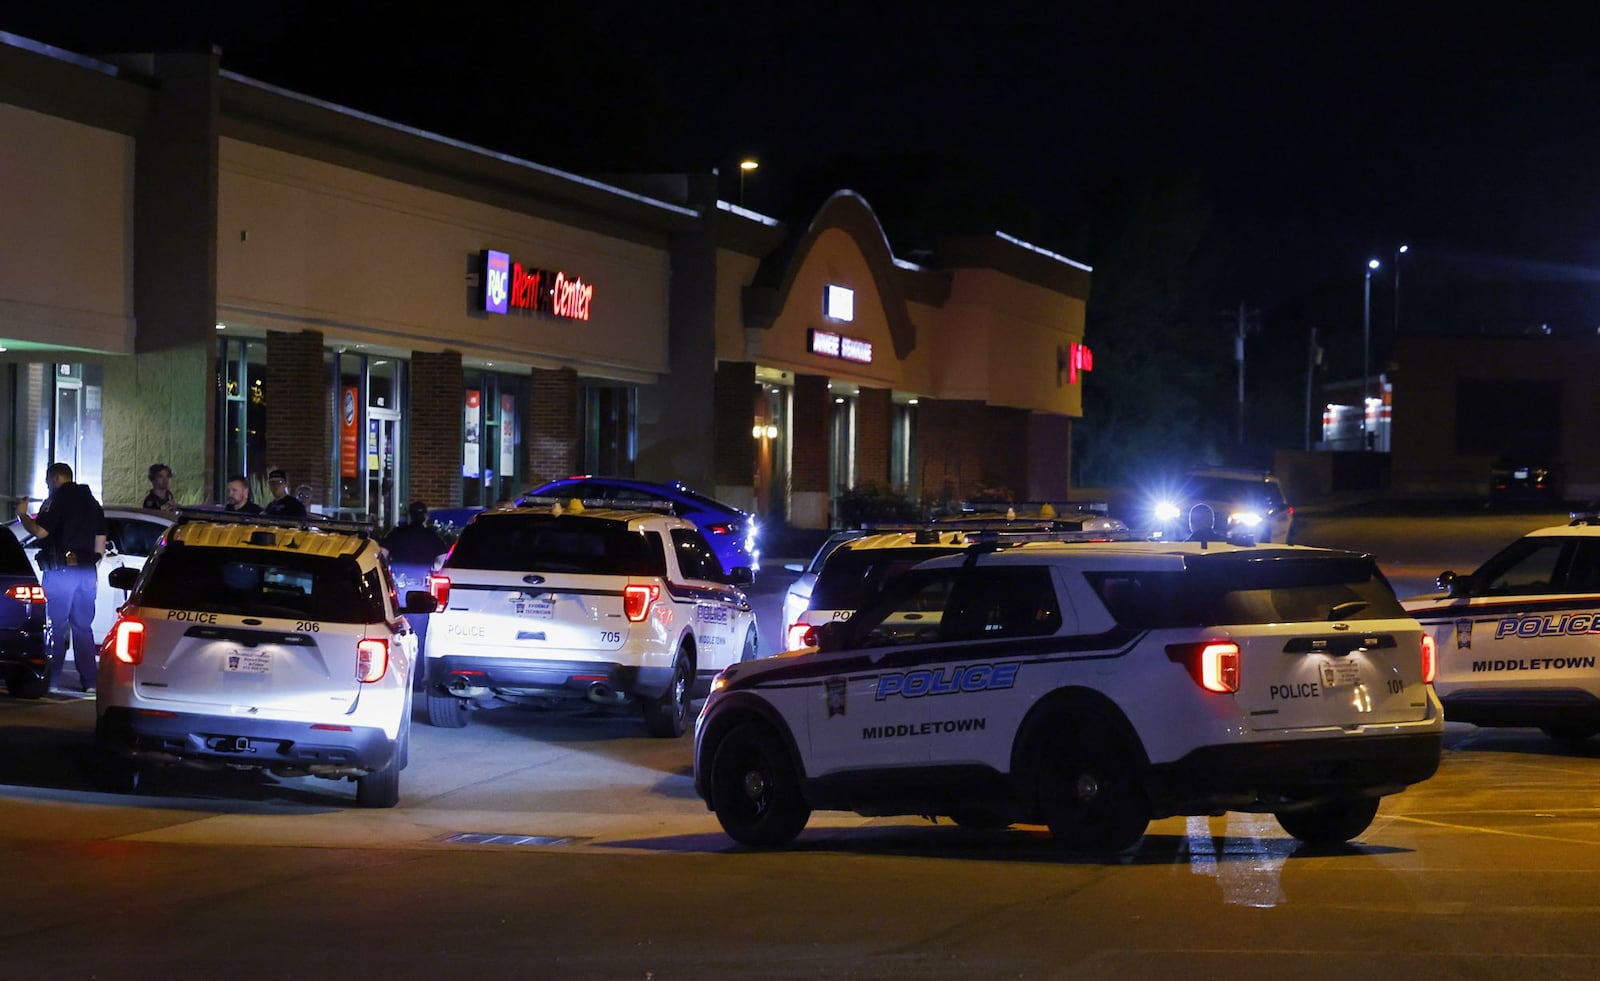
[108,566,139,590]
[1438,571,1467,597]
[813,620,847,652]
[402,590,438,615]
[727,566,755,587]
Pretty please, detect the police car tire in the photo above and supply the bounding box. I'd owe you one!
[642,650,692,738]
[6,672,47,699]
[356,746,401,809]
[426,687,470,728]
[740,627,758,663]
[1274,796,1380,845]
[92,720,142,794]
[709,722,811,847]
[1037,721,1150,853]
[1540,723,1600,743]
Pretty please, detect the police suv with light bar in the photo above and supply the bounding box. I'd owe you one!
[696,539,1443,851]
[424,499,758,737]
[95,509,433,807]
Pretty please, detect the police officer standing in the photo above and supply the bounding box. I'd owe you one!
[16,462,107,692]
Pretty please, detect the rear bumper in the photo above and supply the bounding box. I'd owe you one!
[1440,687,1600,728]
[1145,731,1442,815]
[0,628,47,676]
[428,654,674,700]
[98,706,396,771]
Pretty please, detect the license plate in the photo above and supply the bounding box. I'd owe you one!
[1319,659,1361,688]
[224,650,272,674]
[516,597,554,619]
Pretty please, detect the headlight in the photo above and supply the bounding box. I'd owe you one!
[1229,510,1263,528]
[1154,502,1180,523]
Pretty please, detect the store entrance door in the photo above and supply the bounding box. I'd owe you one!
[54,378,83,477]
[368,409,401,530]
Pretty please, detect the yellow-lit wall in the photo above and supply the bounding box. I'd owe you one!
[931,268,1087,414]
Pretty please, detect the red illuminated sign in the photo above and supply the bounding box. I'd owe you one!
[339,387,360,479]
[807,328,873,365]
[481,250,594,322]
[1059,343,1094,385]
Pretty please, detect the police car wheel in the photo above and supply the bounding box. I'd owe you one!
[642,650,692,738]
[1540,723,1600,743]
[356,744,402,809]
[5,672,47,699]
[740,627,759,663]
[1274,796,1380,845]
[426,687,470,728]
[91,720,142,794]
[1037,723,1149,853]
[709,722,811,847]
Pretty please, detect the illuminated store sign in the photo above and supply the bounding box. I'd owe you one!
[825,284,855,322]
[1059,342,1094,384]
[808,328,873,365]
[480,249,594,321]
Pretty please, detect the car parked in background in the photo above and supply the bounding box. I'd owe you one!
[1403,513,1600,742]
[0,528,48,699]
[781,530,867,644]
[1488,456,1560,505]
[9,505,175,642]
[522,476,759,579]
[1147,468,1296,543]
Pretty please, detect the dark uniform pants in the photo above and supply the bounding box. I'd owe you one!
[43,565,98,690]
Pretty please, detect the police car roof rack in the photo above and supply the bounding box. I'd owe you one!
[953,499,1111,516]
[515,495,677,515]
[173,506,374,537]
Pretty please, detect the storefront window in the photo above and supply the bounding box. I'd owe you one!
[462,370,528,507]
[891,400,917,496]
[580,384,636,476]
[217,338,267,500]
[828,391,857,516]
[331,352,407,527]
[7,362,104,500]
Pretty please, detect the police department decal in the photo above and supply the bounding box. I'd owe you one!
[875,662,1021,700]
[825,677,847,717]
[1455,618,1472,649]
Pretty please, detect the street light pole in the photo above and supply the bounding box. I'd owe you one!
[1393,243,1409,335]
[738,158,759,207]
[1363,258,1380,450]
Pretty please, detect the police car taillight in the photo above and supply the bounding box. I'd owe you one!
[1420,633,1437,684]
[5,585,45,604]
[623,583,660,622]
[1166,640,1240,693]
[107,618,146,665]
[357,638,388,683]
[427,574,450,609]
[786,622,816,649]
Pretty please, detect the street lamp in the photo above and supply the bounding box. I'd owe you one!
[738,158,759,207]
[1363,258,1380,450]
[1393,243,1409,335]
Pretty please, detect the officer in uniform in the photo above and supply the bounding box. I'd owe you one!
[16,462,107,692]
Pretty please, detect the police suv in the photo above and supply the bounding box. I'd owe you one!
[96,510,431,807]
[424,500,757,737]
[696,540,1443,851]
[1403,515,1600,741]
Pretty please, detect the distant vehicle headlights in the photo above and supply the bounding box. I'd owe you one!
[1154,502,1181,523]
[745,519,759,553]
[1229,510,1264,528]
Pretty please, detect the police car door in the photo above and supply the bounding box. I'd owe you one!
[669,528,742,673]
[1424,535,1600,691]
[804,568,958,776]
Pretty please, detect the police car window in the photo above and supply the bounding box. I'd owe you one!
[137,544,384,623]
[941,568,1063,641]
[110,517,167,557]
[1088,556,1404,627]
[1562,541,1600,593]
[1479,539,1567,596]
[0,529,34,576]
[448,516,667,576]
[856,571,955,647]
[671,528,723,579]
[810,545,966,610]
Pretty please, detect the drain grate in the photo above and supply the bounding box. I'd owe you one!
[439,832,587,847]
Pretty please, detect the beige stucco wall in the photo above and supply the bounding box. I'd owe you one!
[216,139,670,381]
[930,268,1086,415]
[100,345,213,505]
[0,103,135,354]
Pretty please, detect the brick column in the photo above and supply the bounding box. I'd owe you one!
[916,398,985,502]
[529,367,578,484]
[408,350,463,508]
[982,405,1031,500]
[790,373,831,529]
[856,387,892,490]
[265,329,329,500]
[713,361,756,502]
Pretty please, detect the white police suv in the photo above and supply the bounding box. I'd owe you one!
[1403,515,1600,741]
[696,539,1443,851]
[424,500,757,737]
[95,511,432,807]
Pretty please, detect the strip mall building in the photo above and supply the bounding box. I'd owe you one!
[0,36,1092,531]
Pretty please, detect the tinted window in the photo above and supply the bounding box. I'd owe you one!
[137,544,383,623]
[448,515,666,576]
[0,531,35,577]
[109,517,167,557]
[1086,553,1404,628]
[1188,477,1285,508]
[810,545,966,610]
[670,528,723,579]
[1472,536,1600,596]
[852,566,1062,647]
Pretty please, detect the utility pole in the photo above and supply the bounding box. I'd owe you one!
[1304,326,1323,451]
[1233,301,1260,446]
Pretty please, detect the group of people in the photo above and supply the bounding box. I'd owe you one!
[16,460,449,694]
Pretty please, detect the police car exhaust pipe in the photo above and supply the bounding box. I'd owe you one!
[585,682,615,704]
